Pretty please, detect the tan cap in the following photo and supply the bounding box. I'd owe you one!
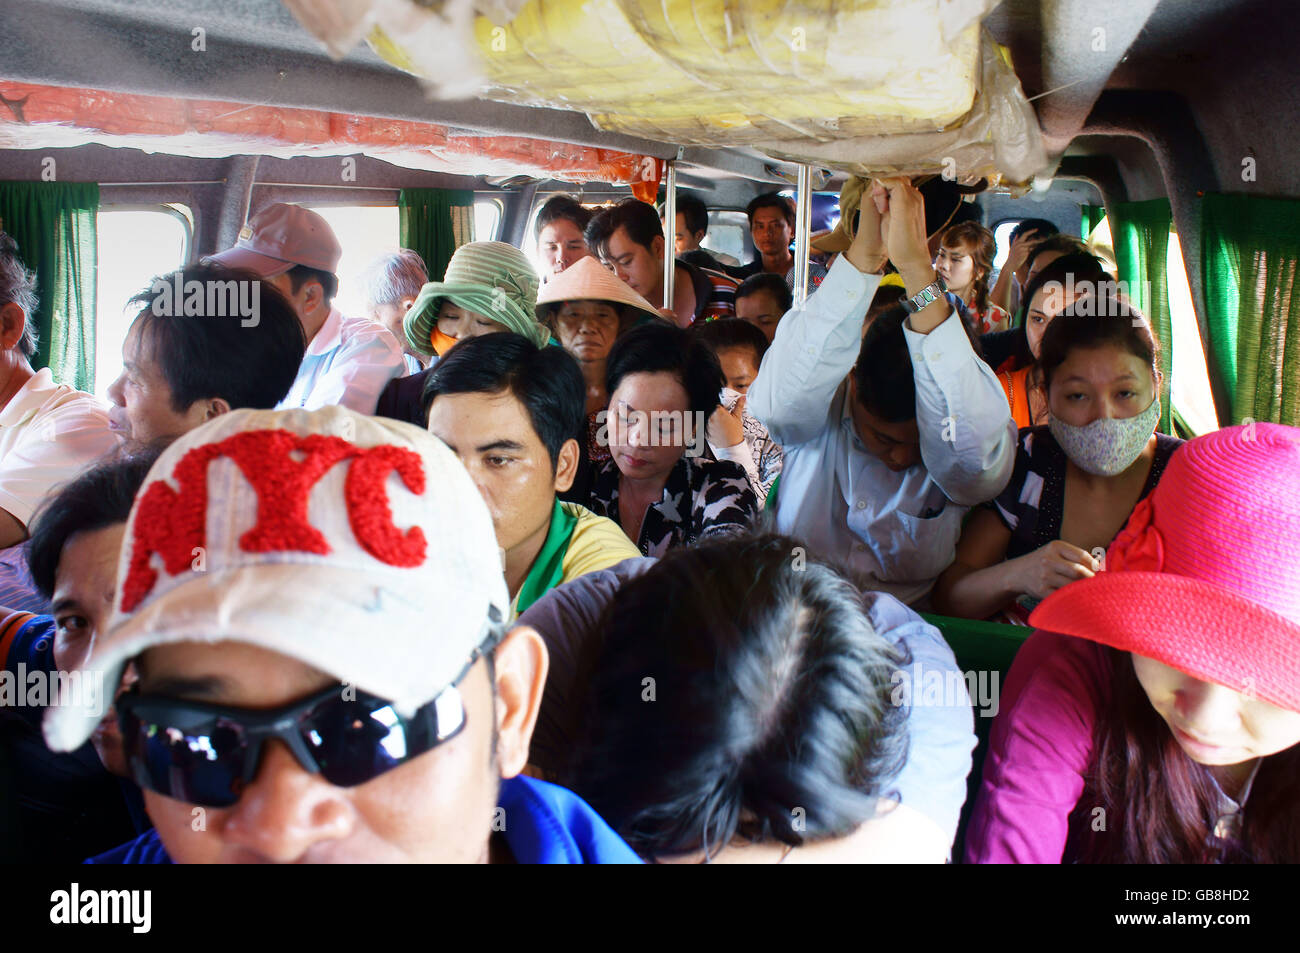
[206,203,343,278]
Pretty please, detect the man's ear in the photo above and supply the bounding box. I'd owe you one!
[0,302,26,351]
[651,234,665,260]
[203,397,232,422]
[491,625,548,780]
[553,438,579,494]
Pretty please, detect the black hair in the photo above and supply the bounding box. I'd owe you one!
[1024,234,1089,272]
[734,273,793,314]
[670,193,710,238]
[423,333,585,472]
[853,306,916,422]
[692,318,770,366]
[1037,294,1160,394]
[535,195,593,239]
[285,264,338,303]
[128,263,307,414]
[1010,217,1058,243]
[745,192,796,229]
[586,199,663,259]
[569,532,909,860]
[26,449,163,600]
[0,231,40,359]
[1018,252,1112,332]
[605,322,723,417]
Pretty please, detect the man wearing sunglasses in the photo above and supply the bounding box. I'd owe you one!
[44,406,640,864]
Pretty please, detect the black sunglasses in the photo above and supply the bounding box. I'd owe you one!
[117,672,471,809]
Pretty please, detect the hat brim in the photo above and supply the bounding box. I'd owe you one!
[1029,572,1300,712]
[204,246,295,280]
[534,295,662,327]
[44,562,497,753]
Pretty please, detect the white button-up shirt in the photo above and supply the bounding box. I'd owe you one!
[278,308,406,415]
[748,256,1016,607]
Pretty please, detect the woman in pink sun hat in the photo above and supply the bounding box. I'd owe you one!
[965,422,1300,864]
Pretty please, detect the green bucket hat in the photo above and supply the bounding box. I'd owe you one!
[404,241,547,356]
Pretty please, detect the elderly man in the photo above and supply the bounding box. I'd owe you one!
[360,248,429,374]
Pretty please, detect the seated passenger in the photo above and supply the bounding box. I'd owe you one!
[359,248,429,374]
[966,423,1300,863]
[748,178,1016,608]
[518,534,977,862]
[987,253,1112,428]
[733,272,793,343]
[989,217,1056,316]
[106,263,306,450]
[535,195,594,280]
[935,222,1008,334]
[44,407,641,864]
[933,297,1182,621]
[586,323,758,555]
[423,333,639,617]
[662,193,745,279]
[206,203,405,415]
[693,318,784,502]
[1024,233,1091,285]
[1,452,159,863]
[587,199,737,328]
[534,256,661,467]
[0,233,116,551]
[738,193,828,291]
[376,241,548,427]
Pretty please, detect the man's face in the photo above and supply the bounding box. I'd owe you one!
[750,207,792,259]
[52,522,129,776]
[369,299,416,349]
[601,226,664,300]
[848,379,922,472]
[538,220,591,277]
[106,319,211,448]
[735,289,784,343]
[136,641,505,863]
[666,212,702,255]
[426,390,573,557]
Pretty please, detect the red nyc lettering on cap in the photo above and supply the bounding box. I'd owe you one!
[121,430,427,613]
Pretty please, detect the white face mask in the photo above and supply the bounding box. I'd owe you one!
[1049,395,1161,476]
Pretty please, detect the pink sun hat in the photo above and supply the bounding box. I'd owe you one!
[1030,422,1300,713]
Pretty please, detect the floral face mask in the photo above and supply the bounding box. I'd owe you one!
[1049,395,1161,476]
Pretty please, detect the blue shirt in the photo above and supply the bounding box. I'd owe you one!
[85,775,642,864]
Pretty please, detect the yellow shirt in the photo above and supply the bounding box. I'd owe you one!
[510,502,640,618]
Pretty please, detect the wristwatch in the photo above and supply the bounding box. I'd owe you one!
[901,276,947,313]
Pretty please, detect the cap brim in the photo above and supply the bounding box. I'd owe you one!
[204,246,295,279]
[44,562,497,753]
[1030,572,1300,712]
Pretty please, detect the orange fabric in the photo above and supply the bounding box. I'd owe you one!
[1001,363,1033,430]
[430,328,460,357]
[0,610,36,667]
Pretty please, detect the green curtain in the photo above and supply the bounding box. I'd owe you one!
[0,182,99,391]
[1081,204,1107,240]
[398,188,475,283]
[1108,198,1174,435]
[1201,192,1300,427]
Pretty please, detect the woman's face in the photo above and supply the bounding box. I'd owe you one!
[934,241,978,297]
[1025,282,1090,359]
[1047,343,1157,427]
[606,371,692,484]
[554,300,621,364]
[1133,654,1300,766]
[436,300,507,342]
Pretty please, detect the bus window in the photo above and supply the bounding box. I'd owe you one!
[992,221,1020,272]
[474,198,502,242]
[304,205,400,320]
[704,210,751,266]
[95,205,191,399]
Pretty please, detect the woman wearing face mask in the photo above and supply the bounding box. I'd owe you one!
[932,295,1182,622]
[965,422,1300,863]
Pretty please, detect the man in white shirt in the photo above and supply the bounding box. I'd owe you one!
[207,204,405,414]
[748,179,1016,608]
[0,234,116,551]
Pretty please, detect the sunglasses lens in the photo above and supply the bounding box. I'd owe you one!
[122,708,246,808]
[304,698,414,787]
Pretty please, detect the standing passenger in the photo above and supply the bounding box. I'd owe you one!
[737,192,828,290]
[535,195,594,280]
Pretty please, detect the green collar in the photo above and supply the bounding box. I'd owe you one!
[513,499,579,616]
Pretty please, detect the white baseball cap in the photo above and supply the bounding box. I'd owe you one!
[44,406,510,753]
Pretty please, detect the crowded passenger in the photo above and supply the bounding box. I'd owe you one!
[206,203,405,414]
[586,198,737,327]
[988,217,1056,316]
[360,248,429,374]
[733,272,793,344]
[662,193,745,278]
[423,333,639,617]
[534,194,594,279]
[586,323,758,555]
[738,192,828,290]
[46,407,640,864]
[748,178,1016,608]
[966,422,1300,863]
[106,263,307,450]
[934,222,1008,334]
[933,296,1181,621]
[518,533,977,862]
[693,318,784,502]
[1,452,158,863]
[375,241,548,426]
